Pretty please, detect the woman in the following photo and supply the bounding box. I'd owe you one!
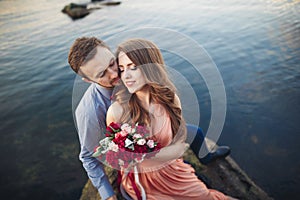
[106,38,232,200]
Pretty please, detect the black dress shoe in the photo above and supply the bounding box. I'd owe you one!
[199,146,231,165]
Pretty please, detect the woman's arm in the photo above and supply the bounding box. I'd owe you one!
[171,93,187,144]
[139,94,188,169]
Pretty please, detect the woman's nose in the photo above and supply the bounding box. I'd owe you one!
[122,69,132,79]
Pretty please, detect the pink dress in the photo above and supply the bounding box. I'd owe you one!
[121,105,228,200]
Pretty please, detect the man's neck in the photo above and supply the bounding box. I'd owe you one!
[95,83,114,100]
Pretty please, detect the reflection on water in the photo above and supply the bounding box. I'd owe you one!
[0,0,299,199]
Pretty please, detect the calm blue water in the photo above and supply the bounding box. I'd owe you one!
[0,0,299,199]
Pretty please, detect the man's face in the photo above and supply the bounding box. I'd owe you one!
[79,46,119,88]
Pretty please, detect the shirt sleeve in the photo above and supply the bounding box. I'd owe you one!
[75,94,115,199]
[80,147,115,199]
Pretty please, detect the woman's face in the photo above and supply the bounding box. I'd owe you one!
[118,51,147,94]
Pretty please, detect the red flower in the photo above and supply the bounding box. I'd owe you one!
[93,122,162,170]
[134,144,148,153]
[106,122,121,133]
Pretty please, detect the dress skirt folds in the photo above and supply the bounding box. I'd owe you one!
[120,105,228,200]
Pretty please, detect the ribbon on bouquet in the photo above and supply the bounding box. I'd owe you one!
[119,166,146,200]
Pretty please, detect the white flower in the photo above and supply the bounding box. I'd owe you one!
[108,142,119,152]
[147,140,155,148]
[99,137,110,147]
[125,138,134,148]
[137,139,146,145]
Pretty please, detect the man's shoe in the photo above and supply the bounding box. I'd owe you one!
[199,146,231,165]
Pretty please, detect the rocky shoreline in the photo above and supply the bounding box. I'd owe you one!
[80,139,273,200]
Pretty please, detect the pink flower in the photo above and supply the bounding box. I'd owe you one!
[147,140,155,148]
[115,131,127,140]
[120,130,128,137]
[121,123,132,133]
[108,142,119,152]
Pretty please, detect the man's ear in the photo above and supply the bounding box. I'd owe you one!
[82,77,93,83]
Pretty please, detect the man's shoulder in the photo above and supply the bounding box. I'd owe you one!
[75,84,103,115]
[82,83,97,98]
[80,84,106,103]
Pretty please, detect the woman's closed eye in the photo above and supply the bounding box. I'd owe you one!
[118,65,137,72]
[130,65,137,70]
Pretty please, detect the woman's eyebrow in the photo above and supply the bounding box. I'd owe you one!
[118,62,134,68]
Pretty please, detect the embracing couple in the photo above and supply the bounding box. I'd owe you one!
[68,37,234,200]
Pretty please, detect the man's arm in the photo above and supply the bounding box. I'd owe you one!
[80,148,115,199]
[76,98,115,200]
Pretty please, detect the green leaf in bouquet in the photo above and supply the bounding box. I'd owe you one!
[92,147,102,157]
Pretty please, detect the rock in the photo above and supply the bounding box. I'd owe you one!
[62,1,121,20]
[80,166,122,200]
[99,1,121,6]
[92,0,121,6]
[62,3,90,20]
[194,139,273,200]
[80,140,273,200]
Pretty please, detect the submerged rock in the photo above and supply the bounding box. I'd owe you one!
[62,1,121,20]
[80,139,273,200]
[62,3,90,20]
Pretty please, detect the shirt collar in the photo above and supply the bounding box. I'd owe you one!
[94,83,113,100]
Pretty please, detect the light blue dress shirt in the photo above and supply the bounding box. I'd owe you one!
[75,83,114,199]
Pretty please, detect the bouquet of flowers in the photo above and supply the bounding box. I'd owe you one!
[92,122,161,169]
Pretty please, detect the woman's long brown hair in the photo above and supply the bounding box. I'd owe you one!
[114,39,186,139]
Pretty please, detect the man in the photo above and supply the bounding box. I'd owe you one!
[68,37,118,200]
[68,37,230,200]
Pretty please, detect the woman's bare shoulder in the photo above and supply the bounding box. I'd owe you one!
[107,101,123,125]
